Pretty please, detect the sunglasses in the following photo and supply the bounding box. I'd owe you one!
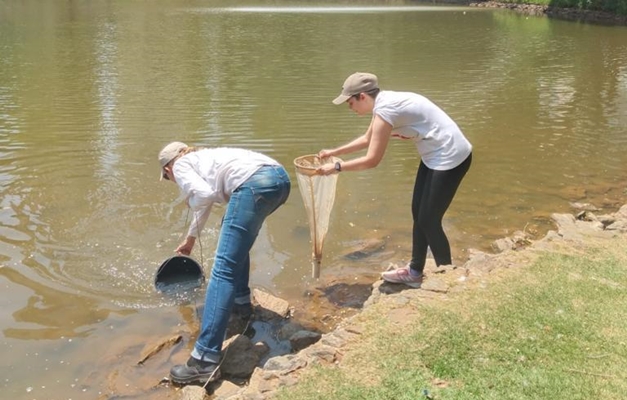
[162,169,170,181]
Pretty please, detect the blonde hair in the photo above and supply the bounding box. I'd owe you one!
[167,146,205,167]
[179,146,204,156]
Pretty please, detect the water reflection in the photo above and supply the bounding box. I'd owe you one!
[93,20,121,180]
[1,266,129,340]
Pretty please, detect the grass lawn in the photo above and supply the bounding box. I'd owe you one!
[275,236,627,400]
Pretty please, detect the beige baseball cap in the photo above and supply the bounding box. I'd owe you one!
[332,72,379,105]
[158,141,187,181]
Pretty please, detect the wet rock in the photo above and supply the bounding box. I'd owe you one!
[491,231,531,253]
[570,202,600,211]
[221,335,265,378]
[552,212,607,240]
[597,214,616,227]
[137,335,183,365]
[376,280,406,295]
[575,210,599,222]
[278,322,305,341]
[557,185,587,200]
[179,385,207,400]
[253,289,291,321]
[289,330,322,352]
[491,237,513,253]
[252,341,270,357]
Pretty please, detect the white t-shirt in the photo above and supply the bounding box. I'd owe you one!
[172,147,280,237]
[374,90,472,170]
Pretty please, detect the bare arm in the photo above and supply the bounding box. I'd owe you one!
[317,115,392,175]
[319,116,375,158]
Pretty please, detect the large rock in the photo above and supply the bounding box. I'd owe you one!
[289,330,322,352]
[491,231,532,253]
[253,289,291,321]
[262,354,308,376]
[221,334,267,378]
[551,212,609,241]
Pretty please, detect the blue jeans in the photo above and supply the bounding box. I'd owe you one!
[192,165,290,363]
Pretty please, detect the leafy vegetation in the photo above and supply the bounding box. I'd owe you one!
[495,0,627,15]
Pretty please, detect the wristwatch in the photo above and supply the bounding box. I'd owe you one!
[334,161,342,172]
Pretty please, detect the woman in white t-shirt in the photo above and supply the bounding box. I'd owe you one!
[317,72,472,288]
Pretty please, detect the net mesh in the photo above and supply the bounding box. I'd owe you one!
[294,154,341,278]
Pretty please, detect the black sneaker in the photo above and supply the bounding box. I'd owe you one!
[232,303,253,320]
[169,357,221,385]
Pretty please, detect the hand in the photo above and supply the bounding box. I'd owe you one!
[318,149,334,159]
[316,163,337,176]
[175,236,196,256]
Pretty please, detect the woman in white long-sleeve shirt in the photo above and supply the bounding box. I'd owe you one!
[317,72,472,288]
[158,142,291,385]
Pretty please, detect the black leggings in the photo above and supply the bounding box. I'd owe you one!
[410,153,472,273]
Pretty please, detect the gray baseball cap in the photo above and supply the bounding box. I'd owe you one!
[332,72,379,105]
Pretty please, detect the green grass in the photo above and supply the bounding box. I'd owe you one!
[275,238,627,400]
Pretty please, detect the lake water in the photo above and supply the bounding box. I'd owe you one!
[1,0,626,398]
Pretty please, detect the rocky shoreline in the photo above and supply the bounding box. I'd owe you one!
[167,202,627,400]
[470,1,627,25]
[96,194,627,399]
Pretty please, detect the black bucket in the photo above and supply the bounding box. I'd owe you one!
[155,255,205,293]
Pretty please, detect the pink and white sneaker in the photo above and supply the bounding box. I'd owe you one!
[381,266,424,288]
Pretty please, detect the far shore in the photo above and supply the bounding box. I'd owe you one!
[468,1,627,25]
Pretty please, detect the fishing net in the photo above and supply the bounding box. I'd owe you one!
[294,154,342,278]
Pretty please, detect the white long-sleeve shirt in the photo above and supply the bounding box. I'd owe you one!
[171,147,280,237]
